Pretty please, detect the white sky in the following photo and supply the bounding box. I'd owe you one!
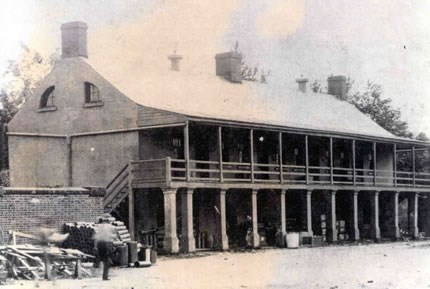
[1,0,429,136]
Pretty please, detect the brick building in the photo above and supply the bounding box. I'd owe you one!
[8,22,430,253]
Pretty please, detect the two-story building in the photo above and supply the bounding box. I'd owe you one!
[8,22,430,253]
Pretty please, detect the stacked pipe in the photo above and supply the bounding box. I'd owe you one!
[63,222,98,257]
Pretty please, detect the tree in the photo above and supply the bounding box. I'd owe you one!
[416,132,429,142]
[232,41,271,83]
[0,44,58,179]
[348,81,413,138]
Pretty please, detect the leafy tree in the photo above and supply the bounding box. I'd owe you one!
[416,132,429,142]
[0,44,58,178]
[232,41,270,83]
[348,81,413,138]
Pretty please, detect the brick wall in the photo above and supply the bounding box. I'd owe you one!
[0,187,104,244]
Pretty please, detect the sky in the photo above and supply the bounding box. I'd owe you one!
[0,0,429,136]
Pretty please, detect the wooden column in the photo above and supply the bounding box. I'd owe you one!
[218,127,224,182]
[306,190,313,235]
[329,190,337,242]
[393,144,397,187]
[128,163,135,240]
[373,142,377,186]
[372,191,381,241]
[279,132,284,183]
[413,192,419,238]
[250,130,255,183]
[217,189,229,250]
[163,189,179,253]
[353,191,360,241]
[181,189,195,252]
[330,138,334,185]
[352,140,356,185]
[280,189,287,246]
[412,146,416,187]
[184,123,190,182]
[251,189,260,248]
[305,135,309,184]
[394,191,400,239]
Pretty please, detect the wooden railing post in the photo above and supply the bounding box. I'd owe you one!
[393,144,397,187]
[218,127,224,183]
[250,129,255,183]
[412,146,416,187]
[305,135,309,184]
[279,132,283,184]
[352,140,356,185]
[330,137,334,185]
[165,157,171,184]
[184,122,190,182]
[373,142,377,186]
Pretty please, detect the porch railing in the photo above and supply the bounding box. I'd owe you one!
[130,157,430,188]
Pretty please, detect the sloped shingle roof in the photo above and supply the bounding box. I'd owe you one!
[84,57,398,140]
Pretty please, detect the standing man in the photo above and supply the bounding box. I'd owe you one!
[94,219,117,281]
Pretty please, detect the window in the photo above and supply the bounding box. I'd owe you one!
[84,82,100,103]
[39,86,55,109]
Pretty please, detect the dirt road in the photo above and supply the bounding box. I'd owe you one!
[8,241,430,289]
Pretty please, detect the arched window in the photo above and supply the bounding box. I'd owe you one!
[84,82,100,103]
[39,86,55,108]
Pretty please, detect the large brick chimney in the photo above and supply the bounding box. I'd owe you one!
[327,75,347,100]
[61,21,88,59]
[215,52,242,83]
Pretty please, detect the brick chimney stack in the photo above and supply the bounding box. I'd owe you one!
[61,21,88,59]
[215,52,242,83]
[296,77,308,93]
[327,75,347,100]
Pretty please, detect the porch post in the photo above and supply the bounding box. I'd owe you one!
[305,136,309,184]
[181,189,195,252]
[412,146,416,187]
[217,189,229,250]
[372,191,381,241]
[373,142,377,186]
[330,138,334,185]
[280,189,287,246]
[306,190,313,235]
[328,190,337,242]
[393,144,397,187]
[353,190,360,241]
[413,192,419,238]
[279,132,283,183]
[393,191,400,239]
[250,130,255,183]
[128,163,135,240]
[163,189,179,253]
[352,140,356,185]
[184,122,190,182]
[218,127,224,182]
[251,189,260,248]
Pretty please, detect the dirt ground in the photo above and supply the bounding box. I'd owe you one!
[7,241,430,289]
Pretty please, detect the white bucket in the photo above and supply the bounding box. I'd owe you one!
[286,232,300,249]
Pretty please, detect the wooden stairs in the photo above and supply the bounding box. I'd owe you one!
[104,164,130,213]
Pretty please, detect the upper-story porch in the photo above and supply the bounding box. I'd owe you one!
[128,121,430,191]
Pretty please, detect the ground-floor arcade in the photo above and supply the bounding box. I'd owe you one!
[118,186,430,254]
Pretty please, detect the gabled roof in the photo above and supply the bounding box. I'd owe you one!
[84,58,397,140]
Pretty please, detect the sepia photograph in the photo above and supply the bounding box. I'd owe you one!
[0,1,429,288]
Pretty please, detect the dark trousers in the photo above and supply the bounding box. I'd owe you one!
[102,258,111,280]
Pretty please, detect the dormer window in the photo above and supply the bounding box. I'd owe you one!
[83,82,103,108]
[38,86,57,112]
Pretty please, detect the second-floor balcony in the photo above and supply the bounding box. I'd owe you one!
[129,157,430,189]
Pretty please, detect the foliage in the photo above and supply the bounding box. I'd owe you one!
[0,45,58,173]
[348,81,413,138]
[233,41,271,83]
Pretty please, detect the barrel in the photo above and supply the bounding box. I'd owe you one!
[127,241,138,264]
[286,232,299,249]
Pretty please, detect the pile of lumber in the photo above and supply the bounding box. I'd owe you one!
[0,244,92,281]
